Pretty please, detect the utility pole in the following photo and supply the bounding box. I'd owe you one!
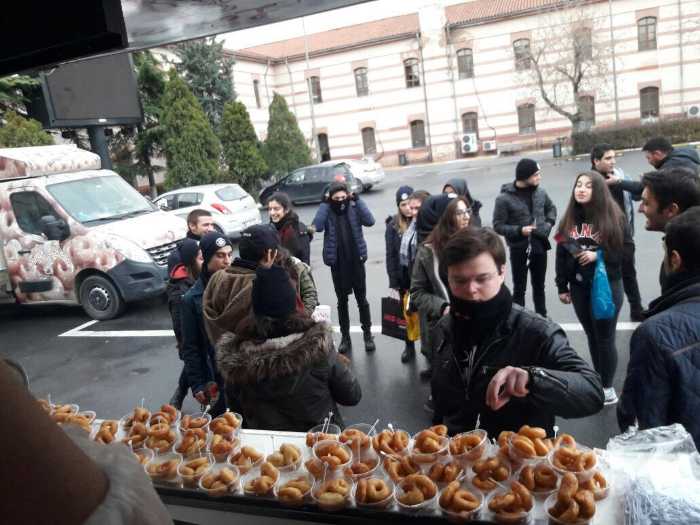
[608,0,620,124]
[302,17,321,162]
[678,0,685,114]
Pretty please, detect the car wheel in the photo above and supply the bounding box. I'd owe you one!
[79,275,125,320]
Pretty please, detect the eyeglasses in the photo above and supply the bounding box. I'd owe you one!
[448,271,499,288]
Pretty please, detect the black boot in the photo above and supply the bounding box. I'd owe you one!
[419,367,432,382]
[338,333,352,354]
[401,340,415,363]
[363,331,376,352]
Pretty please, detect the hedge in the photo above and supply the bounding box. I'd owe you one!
[572,118,700,154]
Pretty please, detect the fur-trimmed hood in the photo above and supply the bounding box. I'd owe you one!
[216,321,333,385]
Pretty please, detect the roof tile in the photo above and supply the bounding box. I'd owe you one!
[446,0,568,26]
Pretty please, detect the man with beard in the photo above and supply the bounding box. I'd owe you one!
[430,227,603,436]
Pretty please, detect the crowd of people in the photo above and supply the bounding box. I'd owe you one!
[162,136,700,450]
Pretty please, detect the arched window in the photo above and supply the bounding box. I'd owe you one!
[404,58,420,88]
[513,39,531,71]
[638,17,657,51]
[410,120,426,148]
[361,127,376,155]
[456,48,474,79]
[354,67,368,97]
[640,87,660,118]
[517,104,536,134]
[461,112,478,137]
[309,76,322,103]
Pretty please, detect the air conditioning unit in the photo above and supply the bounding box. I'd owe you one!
[641,116,659,125]
[462,133,478,154]
[482,140,498,152]
[688,105,700,119]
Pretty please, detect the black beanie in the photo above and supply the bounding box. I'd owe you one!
[200,232,232,269]
[239,224,280,263]
[252,265,297,319]
[179,238,200,267]
[515,158,540,181]
[416,193,455,242]
[395,185,414,206]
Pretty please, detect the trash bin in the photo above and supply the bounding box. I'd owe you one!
[398,151,408,166]
[552,139,562,158]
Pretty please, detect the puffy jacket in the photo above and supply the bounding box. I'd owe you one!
[385,216,408,290]
[431,306,604,437]
[312,197,375,267]
[617,274,700,448]
[442,177,483,227]
[492,183,557,250]
[216,320,362,431]
[274,211,312,265]
[203,261,256,346]
[181,278,216,395]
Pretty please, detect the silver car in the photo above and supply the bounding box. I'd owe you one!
[154,184,261,240]
[321,158,385,191]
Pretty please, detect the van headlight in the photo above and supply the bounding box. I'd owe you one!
[104,235,153,264]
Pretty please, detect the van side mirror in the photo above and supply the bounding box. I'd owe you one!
[40,215,70,241]
[157,200,171,211]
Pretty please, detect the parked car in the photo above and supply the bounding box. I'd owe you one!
[259,162,363,205]
[321,158,385,191]
[154,184,261,240]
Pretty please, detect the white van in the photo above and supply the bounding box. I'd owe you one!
[0,145,187,320]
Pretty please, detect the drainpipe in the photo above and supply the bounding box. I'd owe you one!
[263,59,271,107]
[608,0,620,123]
[416,32,433,162]
[284,57,298,116]
[678,0,685,114]
[302,16,321,162]
[444,24,462,156]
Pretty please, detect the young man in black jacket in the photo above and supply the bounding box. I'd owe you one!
[618,207,700,448]
[431,227,604,437]
[493,159,556,317]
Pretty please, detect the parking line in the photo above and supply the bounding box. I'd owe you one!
[57,322,640,338]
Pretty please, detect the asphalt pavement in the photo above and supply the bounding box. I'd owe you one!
[1,150,665,448]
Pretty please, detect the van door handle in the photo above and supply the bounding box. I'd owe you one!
[18,250,31,255]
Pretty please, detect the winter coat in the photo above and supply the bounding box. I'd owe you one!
[618,147,700,197]
[385,216,409,290]
[274,211,312,265]
[165,266,195,358]
[166,231,200,273]
[410,244,450,353]
[431,306,604,437]
[492,183,557,250]
[282,255,319,315]
[312,197,375,267]
[442,177,483,227]
[216,320,362,431]
[203,262,256,346]
[181,278,217,394]
[617,274,700,448]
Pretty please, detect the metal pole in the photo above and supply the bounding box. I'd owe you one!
[302,17,321,162]
[87,126,112,170]
[678,0,685,114]
[417,32,433,162]
[608,0,620,124]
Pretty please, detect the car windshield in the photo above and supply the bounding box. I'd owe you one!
[215,185,247,201]
[47,174,155,225]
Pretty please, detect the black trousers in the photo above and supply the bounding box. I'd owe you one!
[331,263,372,336]
[510,246,548,316]
[621,241,643,312]
[570,278,623,388]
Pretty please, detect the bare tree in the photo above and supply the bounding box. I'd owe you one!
[517,1,610,133]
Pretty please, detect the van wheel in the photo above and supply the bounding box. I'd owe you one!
[79,275,125,320]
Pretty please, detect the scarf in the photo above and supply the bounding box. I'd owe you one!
[330,199,348,215]
[399,219,417,268]
[451,284,513,348]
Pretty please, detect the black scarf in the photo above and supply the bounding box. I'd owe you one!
[333,212,361,294]
[330,199,349,215]
[451,284,513,349]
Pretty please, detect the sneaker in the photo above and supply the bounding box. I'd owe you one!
[338,335,352,354]
[604,388,618,405]
[423,395,434,413]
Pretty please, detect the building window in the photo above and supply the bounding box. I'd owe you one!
[517,104,536,134]
[638,17,657,51]
[578,96,595,127]
[410,120,426,148]
[404,59,420,88]
[361,127,376,155]
[456,48,474,79]
[513,39,531,71]
[640,87,660,118]
[574,28,593,62]
[253,79,261,108]
[354,67,368,97]
[318,133,330,162]
[461,112,478,137]
[309,76,322,103]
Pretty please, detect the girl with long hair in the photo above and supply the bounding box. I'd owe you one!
[268,192,312,264]
[555,171,625,405]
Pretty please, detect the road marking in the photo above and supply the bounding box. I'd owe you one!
[58,322,640,338]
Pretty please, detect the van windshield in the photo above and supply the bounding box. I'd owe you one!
[46,174,155,225]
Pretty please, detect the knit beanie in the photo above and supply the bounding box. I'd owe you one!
[239,224,280,263]
[178,238,200,268]
[252,265,297,319]
[416,193,455,242]
[396,185,414,206]
[515,158,540,181]
[200,232,232,269]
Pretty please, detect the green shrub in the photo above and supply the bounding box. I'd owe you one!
[572,119,700,154]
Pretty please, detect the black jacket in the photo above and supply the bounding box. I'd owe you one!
[492,183,557,250]
[442,177,483,227]
[181,277,217,394]
[431,306,604,437]
[166,269,196,358]
[619,147,700,197]
[618,274,700,448]
[385,216,409,290]
[216,320,362,431]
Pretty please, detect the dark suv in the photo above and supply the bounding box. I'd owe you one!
[259,162,363,205]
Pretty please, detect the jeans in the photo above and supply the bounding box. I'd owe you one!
[622,241,643,312]
[331,263,371,336]
[570,278,623,388]
[510,246,548,316]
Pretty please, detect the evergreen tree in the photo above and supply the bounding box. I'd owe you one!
[0,111,53,147]
[160,69,221,189]
[175,38,235,128]
[219,101,267,193]
[0,75,41,116]
[263,93,312,179]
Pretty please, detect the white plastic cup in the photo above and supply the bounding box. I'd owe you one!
[312,305,332,323]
